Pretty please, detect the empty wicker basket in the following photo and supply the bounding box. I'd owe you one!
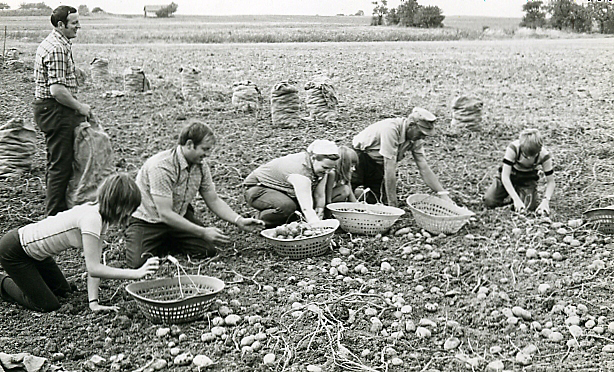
[126,275,224,324]
[406,194,474,235]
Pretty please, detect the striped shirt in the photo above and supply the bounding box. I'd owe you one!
[503,140,553,176]
[19,203,107,261]
[353,117,426,163]
[34,29,78,100]
[243,152,322,198]
[133,146,215,223]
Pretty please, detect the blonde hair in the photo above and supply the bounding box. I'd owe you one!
[519,128,543,157]
[97,173,141,226]
[335,146,359,185]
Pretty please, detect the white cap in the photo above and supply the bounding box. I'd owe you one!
[307,140,339,156]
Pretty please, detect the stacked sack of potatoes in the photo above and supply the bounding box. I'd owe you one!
[0,118,36,178]
[66,116,115,208]
[270,80,300,128]
[90,57,109,84]
[179,66,201,100]
[451,95,483,133]
[123,66,151,93]
[232,81,261,112]
[304,75,338,123]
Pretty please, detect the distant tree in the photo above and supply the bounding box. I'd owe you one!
[589,2,614,34]
[386,7,399,25]
[78,4,90,16]
[91,7,104,13]
[354,10,364,16]
[548,0,591,32]
[156,2,178,18]
[19,2,51,10]
[371,0,388,26]
[397,0,420,27]
[0,2,10,9]
[520,0,546,29]
[413,5,444,28]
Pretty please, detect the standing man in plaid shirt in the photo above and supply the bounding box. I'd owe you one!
[34,5,91,216]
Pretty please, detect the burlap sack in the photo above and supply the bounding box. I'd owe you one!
[123,67,151,93]
[180,66,201,100]
[271,81,300,128]
[305,76,338,123]
[232,81,261,112]
[451,96,483,132]
[90,57,109,83]
[66,117,115,208]
[0,118,36,178]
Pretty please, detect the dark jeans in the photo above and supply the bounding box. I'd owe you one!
[33,99,86,216]
[244,185,299,228]
[0,229,71,312]
[351,150,385,204]
[484,168,539,211]
[124,205,217,269]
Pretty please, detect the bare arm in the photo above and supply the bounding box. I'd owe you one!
[325,171,336,205]
[288,174,319,223]
[49,84,91,117]
[383,157,398,207]
[501,164,524,210]
[202,189,265,232]
[536,158,556,215]
[153,195,230,245]
[313,174,328,219]
[82,234,158,311]
[414,154,447,194]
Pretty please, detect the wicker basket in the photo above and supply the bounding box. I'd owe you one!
[406,194,474,235]
[327,202,404,235]
[126,275,224,324]
[583,195,614,234]
[261,219,339,259]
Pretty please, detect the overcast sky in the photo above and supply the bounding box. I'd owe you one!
[3,0,528,18]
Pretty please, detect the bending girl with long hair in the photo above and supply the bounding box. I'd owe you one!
[0,173,159,312]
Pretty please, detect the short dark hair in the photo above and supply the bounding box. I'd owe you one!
[51,6,77,27]
[178,120,216,147]
[97,173,141,226]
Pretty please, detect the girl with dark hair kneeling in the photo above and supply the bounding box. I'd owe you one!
[0,173,159,312]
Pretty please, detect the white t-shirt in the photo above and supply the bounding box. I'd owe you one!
[18,203,107,261]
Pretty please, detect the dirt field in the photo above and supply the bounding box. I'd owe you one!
[1,37,614,372]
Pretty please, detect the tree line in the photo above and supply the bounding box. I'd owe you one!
[522,0,614,33]
[371,0,445,28]
[0,2,179,18]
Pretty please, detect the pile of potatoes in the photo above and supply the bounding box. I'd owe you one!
[270,221,329,240]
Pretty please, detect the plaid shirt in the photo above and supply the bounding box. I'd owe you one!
[133,146,215,224]
[34,29,78,100]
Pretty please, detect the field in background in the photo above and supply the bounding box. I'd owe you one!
[0,14,524,44]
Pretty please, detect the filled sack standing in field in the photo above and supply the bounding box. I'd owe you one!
[232,80,261,112]
[4,48,21,61]
[451,95,483,133]
[90,57,109,84]
[66,117,115,208]
[0,118,36,178]
[271,80,301,128]
[180,66,202,100]
[304,75,338,123]
[124,66,151,93]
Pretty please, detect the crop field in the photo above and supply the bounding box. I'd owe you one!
[0,14,525,43]
[1,16,614,372]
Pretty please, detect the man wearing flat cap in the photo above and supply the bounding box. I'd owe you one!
[352,107,453,207]
[244,140,339,227]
